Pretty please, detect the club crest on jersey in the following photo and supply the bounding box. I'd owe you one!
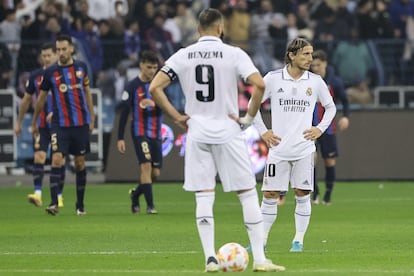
[76,71,83,78]
[306,87,312,96]
[59,84,68,93]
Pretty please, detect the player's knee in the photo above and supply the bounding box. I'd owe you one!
[51,153,63,167]
[34,152,46,164]
[263,190,279,199]
[74,157,85,171]
[152,168,160,178]
[294,189,310,196]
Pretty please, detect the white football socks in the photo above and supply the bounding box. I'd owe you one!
[293,194,311,244]
[261,197,278,246]
[195,191,215,262]
[238,189,266,264]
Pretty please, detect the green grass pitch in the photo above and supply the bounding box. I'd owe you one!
[1,181,413,275]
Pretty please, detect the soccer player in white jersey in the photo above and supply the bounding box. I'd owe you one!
[252,38,336,252]
[149,8,285,273]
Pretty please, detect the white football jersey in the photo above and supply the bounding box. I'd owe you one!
[163,36,259,144]
[255,66,336,160]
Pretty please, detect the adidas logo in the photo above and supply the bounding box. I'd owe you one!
[277,88,284,93]
[199,218,210,225]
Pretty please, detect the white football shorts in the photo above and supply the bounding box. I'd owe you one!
[261,152,314,192]
[183,134,257,192]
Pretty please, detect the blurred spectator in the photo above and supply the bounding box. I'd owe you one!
[157,2,181,45]
[267,3,288,65]
[134,0,155,43]
[0,42,12,88]
[86,0,128,21]
[97,60,128,103]
[72,16,103,84]
[250,0,280,73]
[123,18,141,66]
[313,3,349,52]
[356,0,394,39]
[226,0,251,51]
[174,1,198,47]
[98,19,124,70]
[387,0,414,38]
[336,0,357,30]
[0,8,21,87]
[146,11,176,63]
[331,28,374,105]
[107,0,126,36]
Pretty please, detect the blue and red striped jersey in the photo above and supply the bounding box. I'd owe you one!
[40,60,91,128]
[26,68,53,128]
[313,66,349,135]
[118,76,163,140]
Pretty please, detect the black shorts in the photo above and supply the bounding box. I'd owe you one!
[316,133,338,159]
[51,125,90,156]
[132,136,162,168]
[33,127,51,152]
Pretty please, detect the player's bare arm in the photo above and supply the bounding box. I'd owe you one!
[149,71,189,130]
[84,85,95,133]
[261,130,281,147]
[245,72,265,118]
[15,93,32,136]
[31,90,48,137]
[338,116,349,131]
[117,140,126,154]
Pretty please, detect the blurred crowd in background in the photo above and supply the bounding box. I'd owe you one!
[1,0,414,111]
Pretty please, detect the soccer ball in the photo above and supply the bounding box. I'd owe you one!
[217,242,249,272]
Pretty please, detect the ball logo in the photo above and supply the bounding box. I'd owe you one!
[59,84,68,93]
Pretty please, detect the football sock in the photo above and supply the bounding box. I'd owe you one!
[58,166,66,197]
[76,169,87,209]
[324,166,335,202]
[133,184,143,198]
[195,191,215,263]
[293,194,311,244]
[261,197,278,246]
[313,167,319,200]
[49,167,61,206]
[141,183,154,208]
[33,164,44,194]
[238,189,265,264]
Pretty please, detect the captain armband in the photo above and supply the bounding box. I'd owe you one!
[160,65,177,81]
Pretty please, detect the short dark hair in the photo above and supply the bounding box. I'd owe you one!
[56,34,73,45]
[284,38,312,64]
[40,42,56,52]
[198,8,223,31]
[312,49,327,62]
[139,50,159,64]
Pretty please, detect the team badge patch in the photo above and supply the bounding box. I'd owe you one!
[59,84,68,93]
[306,87,312,96]
[76,71,83,78]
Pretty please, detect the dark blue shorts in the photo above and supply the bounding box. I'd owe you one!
[51,125,90,156]
[132,135,162,168]
[316,133,338,159]
[33,127,51,152]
